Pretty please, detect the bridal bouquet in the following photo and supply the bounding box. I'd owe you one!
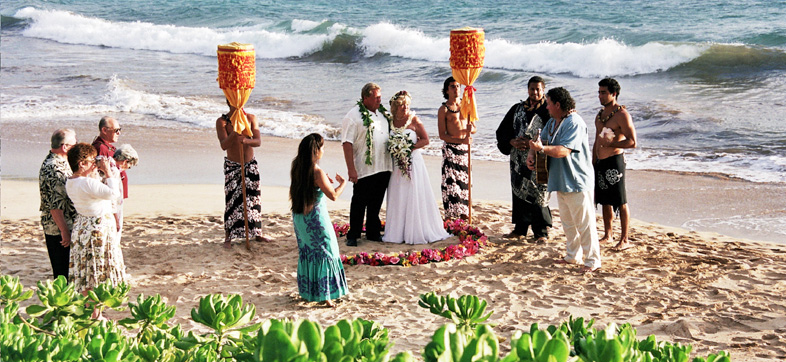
[388,130,414,179]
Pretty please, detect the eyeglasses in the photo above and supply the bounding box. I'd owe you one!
[104,127,122,135]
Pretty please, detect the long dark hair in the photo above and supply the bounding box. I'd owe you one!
[290,133,324,214]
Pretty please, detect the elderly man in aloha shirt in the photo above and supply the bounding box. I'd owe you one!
[341,82,392,247]
[39,128,78,280]
[528,87,601,274]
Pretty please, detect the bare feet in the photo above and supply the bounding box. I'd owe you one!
[580,266,599,274]
[533,237,547,244]
[223,240,232,249]
[555,258,577,265]
[612,240,634,251]
[324,300,337,308]
[255,235,273,243]
[502,231,523,239]
[599,235,612,243]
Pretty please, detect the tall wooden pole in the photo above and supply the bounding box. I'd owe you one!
[467,139,472,224]
[239,142,251,251]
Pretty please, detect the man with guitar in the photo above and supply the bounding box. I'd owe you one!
[495,76,552,243]
[528,87,601,274]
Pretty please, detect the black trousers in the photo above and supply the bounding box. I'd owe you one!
[512,195,552,238]
[348,171,390,240]
[45,233,70,280]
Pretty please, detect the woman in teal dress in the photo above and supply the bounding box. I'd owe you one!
[290,133,348,307]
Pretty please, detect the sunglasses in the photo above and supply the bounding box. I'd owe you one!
[104,127,122,135]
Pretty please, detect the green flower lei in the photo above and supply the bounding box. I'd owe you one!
[357,100,392,165]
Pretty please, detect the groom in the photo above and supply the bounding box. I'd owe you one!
[341,83,392,246]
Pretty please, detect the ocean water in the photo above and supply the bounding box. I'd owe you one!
[2,2,785,177]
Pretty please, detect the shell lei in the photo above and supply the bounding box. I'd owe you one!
[388,129,413,179]
[357,100,392,166]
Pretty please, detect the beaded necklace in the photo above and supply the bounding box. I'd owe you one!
[596,105,625,124]
[443,102,460,114]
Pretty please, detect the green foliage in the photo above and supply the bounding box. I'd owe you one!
[510,325,571,362]
[84,321,139,361]
[190,293,257,335]
[120,293,178,341]
[575,323,640,362]
[252,317,395,362]
[26,275,88,324]
[418,292,493,329]
[423,323,502,362]
[0,277,736,362]
[0,275,34,303]
[88,281,130,311]
[692,351,731,362]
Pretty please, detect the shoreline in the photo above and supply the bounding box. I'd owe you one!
[2,120,784,243]
[2,121,786,362]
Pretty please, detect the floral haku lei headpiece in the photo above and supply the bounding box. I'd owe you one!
[357,100,392,165]
[389,90,411,107]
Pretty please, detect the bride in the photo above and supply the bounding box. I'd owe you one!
[383,91,450,244]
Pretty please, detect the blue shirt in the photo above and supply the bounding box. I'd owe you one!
[541,113,594,193]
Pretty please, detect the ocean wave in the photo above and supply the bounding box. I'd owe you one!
[0,75,341,139]
[0,14,28,29]
[14,7,336,59]
[672,43,786,74]
[13,7,785,78]
[625,148,786,184]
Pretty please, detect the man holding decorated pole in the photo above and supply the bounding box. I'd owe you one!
[216,42,270,249]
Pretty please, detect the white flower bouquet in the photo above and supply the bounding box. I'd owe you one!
[388,130,414,179]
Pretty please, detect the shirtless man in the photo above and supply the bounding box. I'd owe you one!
[593,78,638,251]
[438,76,476,219]
[216,101,270,248]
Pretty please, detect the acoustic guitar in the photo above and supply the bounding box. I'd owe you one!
[534,129,548,184]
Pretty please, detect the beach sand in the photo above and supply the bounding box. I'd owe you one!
[2,121,786,361]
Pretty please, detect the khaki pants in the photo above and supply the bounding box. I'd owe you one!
[556,190,601,269]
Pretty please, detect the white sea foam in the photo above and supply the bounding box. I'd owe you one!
[683,213,786,242]
[1,75,341,139]
[15,8,708,77]
[361,23,448,62]
[15,7,333,59]
[358,23,706,77]
[625,148,786,184]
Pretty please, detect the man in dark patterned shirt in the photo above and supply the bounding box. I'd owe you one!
[39,128,77,280]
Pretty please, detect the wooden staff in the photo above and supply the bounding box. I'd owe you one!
[239,141,251,251]
[467,136,473,224]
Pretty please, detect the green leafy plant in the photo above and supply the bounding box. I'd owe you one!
[25,275,88,326]
[0,277,738,362]
[423,323,502,362]
[0,275,34,303]
[418,292,493,329]
[575,322,640,362]
[510,323,571,362]
[180,293,260,359]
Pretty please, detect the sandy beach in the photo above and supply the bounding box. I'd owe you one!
[2,121,786,361]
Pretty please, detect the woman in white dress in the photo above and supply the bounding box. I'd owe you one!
[65,143,126,298]
[383,91,450,244]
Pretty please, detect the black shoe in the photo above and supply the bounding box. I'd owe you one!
[366,235,382,242]
[346,238,358,247]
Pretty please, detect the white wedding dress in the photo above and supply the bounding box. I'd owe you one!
[383,129,451,244]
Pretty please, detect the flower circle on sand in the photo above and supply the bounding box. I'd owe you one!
[335,219,489,267]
